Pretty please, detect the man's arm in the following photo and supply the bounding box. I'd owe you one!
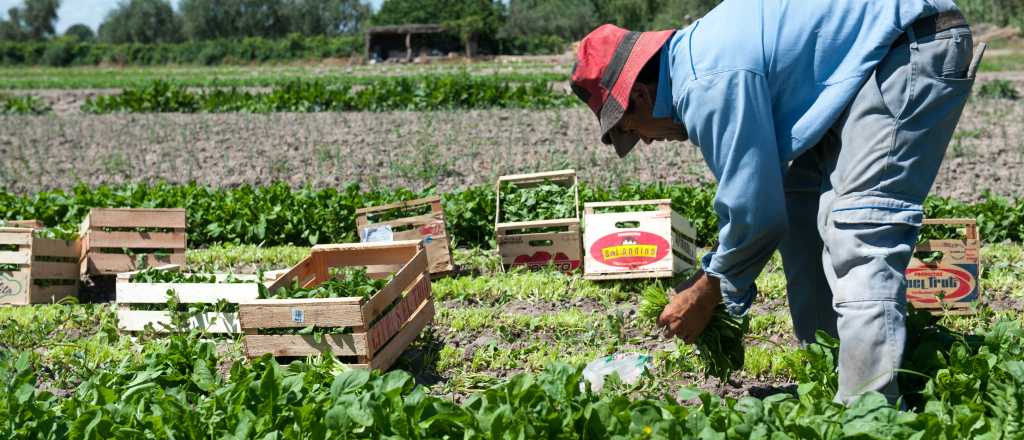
[679,69,788,316]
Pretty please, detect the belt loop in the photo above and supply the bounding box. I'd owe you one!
[906,24,919,50]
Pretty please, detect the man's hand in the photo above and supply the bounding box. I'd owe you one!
[656,272,722,344]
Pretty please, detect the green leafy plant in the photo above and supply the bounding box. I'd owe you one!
[82,76,578,114]
[0,94,50,115]
[500,181,577,222]
[639,286,750,382]
[262,267,391,300]
[977,79,1020,100]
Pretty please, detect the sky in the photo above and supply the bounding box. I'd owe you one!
[0,0,386,34]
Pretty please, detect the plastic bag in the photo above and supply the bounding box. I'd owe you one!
[581,353,653,392]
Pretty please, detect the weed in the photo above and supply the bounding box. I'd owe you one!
[977,79,1020,100]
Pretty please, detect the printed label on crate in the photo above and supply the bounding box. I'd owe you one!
[291,308,305,324]
[906,263,979,304]
[361,225,394,243]
[0,273,22,300]
[590,231,669,269]
[512,252,581,271]
[418,222,443,237]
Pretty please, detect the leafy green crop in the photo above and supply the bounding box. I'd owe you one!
[127,267,252,284]
[6,312,1024,438]
[639,286,750,382]
[1,182,1023,252]
[82,76,578,114]
[499,181,577,222]
[262,267,390,300]
[0,94,50,115]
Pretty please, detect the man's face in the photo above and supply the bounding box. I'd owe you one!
[614,83,688,144]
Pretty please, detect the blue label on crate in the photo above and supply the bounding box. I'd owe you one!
[906,263,979,304]
[291,308,305,324]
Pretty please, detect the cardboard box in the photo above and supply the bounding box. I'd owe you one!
[583,200,697,280]
[906,218,981,312]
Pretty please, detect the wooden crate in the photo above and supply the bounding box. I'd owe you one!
[115,265,263,333]
[583,200,698,280]
[356,196,454,277]
[239,240,434,371]
[906,218,981,313]
[80,208,187,275]
[3,220,44,229]
[495,170,582,273]
[0,227,80,305]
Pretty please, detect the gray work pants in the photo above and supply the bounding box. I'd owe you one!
[778,25,976,404]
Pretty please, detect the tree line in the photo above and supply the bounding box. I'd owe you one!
[0,0,1020,61]
[1,0,724,46]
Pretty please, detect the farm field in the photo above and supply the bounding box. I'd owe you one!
[4,241,1024,437]
[3,32,1024,437]
[2,95,1023,202]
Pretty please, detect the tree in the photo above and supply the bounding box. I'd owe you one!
[500,0,597,40]
[285,0,368,36]
[98,0,182,44]
[594,0,659,30]
[0,0,60,41]
[63,23,95,41]
[22,0,60,39]
[180,0,289,40]
[650,0,720,29]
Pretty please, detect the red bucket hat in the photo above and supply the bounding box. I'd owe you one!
[571,24,674,157]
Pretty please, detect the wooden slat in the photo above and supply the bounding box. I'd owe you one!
[86,230,186,249]
[265,254,315,293]
[362,249,428,322]
[27,284,77,304]
[584,199,671,210]
[238,299,365,329]
[367,274,431,353]
[0,230,32,246]
[316,243,420,269]
[0,270,31,305]
[356,195,441,215]
[118,310,242,333]
[495,218,581,233]
[370,299,435,371]
[116,282,261,304]
[360,214,443,230]
[5,220,43,229]
[497,169,576,184]
[32,237,81,259]
[30,261,79,279]
[244,333,368,357]
[0,251,30,265]
[84,252,186,275]
[86,208,187,229]
[312,240,423,253]
[923,218,975,226]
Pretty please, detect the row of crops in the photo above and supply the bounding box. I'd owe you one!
[5,303,1024,438]
[3,182,1023,247]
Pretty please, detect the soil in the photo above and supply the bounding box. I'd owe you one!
[2,90,1023,202]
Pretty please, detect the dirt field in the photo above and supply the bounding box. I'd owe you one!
[2,93,1022,201]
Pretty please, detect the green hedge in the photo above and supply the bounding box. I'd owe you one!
[81,77,577,113]
[0,34,364,67]
[2,182,1022,248]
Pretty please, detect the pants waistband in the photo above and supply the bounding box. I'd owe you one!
[893,10,969,47]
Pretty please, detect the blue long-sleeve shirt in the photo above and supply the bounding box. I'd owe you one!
[651,0,960,315]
